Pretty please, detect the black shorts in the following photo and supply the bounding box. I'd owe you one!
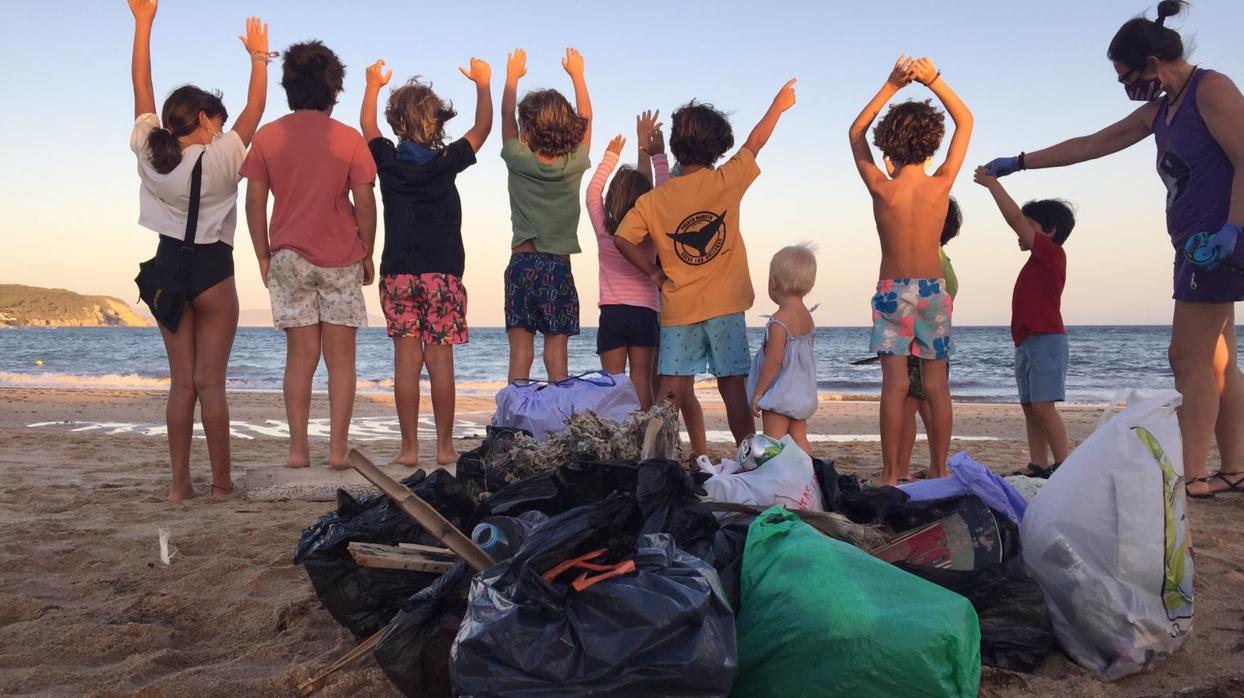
[907,355,950,400]
[597,304,660,354]
[155,236,234,300]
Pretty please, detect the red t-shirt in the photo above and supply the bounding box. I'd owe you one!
[240,111,377,267]
[1011,234,1066,346]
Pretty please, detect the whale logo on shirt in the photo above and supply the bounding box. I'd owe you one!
[668,210,727,265]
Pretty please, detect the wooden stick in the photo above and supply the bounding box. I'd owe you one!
[395,542,454,556]
[640,417,666,461]
[349,542,457,574]
[296,628,385,696]
[349,449,495,572]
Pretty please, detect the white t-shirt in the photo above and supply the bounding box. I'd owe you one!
[130,113,247,247]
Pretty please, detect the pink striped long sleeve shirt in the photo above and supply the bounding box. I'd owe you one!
[587,151,668,311]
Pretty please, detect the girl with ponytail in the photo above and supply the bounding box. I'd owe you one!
[980,0,1244,498]
[128,0,272,501]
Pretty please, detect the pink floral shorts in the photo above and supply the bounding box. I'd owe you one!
[379,273,469,344]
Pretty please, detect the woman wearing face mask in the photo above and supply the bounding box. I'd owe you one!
[128,0,270,500]
[982,0,1244,498]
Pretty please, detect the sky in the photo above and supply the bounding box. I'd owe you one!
[1,0,1242,328]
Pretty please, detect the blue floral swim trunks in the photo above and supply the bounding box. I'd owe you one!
[504,252,580,336]
[870,278,954,359]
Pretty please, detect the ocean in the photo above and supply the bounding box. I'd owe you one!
[3,326,1240,404]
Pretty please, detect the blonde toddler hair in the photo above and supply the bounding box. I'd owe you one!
[770,244,817,296]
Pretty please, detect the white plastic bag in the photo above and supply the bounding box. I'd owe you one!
[1020,390,1193,680]
[702,435,823,511]
[491,371,641,441]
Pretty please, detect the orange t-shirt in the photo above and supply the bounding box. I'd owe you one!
[615,149,759,326]
[240,111,377,267]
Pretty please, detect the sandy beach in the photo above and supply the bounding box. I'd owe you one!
[1,386,1242,697]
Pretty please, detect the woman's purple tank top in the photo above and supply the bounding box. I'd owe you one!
[1152,69,1235,249]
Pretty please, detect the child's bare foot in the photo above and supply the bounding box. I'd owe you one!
[210,482,236,498]
[436,445,459,466]
[328,445,350,470]
[391,446,421,468]
[168,484,197,502]
[286,443,310,469]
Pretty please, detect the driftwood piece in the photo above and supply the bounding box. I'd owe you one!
[348,449,494,573]
[701,501,889,550]
[348,542,457,574]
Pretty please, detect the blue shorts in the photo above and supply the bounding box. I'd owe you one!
[1015,333,1069,404]
[658,313,750,377]
[504,253,580,336]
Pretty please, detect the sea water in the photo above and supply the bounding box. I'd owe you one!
[3,326,1239,404]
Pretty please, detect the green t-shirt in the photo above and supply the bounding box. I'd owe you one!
[940,248,958,300]
[500,139,590,255]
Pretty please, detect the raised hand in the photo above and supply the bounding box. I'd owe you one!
[982,156,1021,178]
[910,57,938,86]
[972,165,998,187]
[459,57,491,85]
[562,47,585,78]
[128,0,157,23]
[772,78,798,112]
[636,109,661,145]
[648,125,665,156]
[506,48,527,83]
[238,16,269,58]
[887,55,915,88]
[606,134,626,156]
[366,59,393,89]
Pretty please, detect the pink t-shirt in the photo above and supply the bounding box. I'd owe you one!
[587,151,667,311]
[240,111,377,267]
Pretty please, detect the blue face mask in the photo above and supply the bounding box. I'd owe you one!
[396,141,437,164]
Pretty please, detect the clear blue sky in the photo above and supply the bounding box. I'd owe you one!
[1,0,1242,326]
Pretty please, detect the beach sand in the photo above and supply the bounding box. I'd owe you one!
[1,387,1241,696]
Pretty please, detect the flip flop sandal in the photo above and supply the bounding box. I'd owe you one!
[1016,462,1061,479]
[1188,472,1244,499]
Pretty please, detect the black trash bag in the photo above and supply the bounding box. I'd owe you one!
[883,494,971,532]
[708,519,751,612]
[456,426,531,496]
[451,494,737,697]
[896,512,1055,672]
[292,469,477,638]
[373,562,470,698]
[838,485,910,524]
[470,511,548,561]
[812,458,843,512]
[635,459,718,559]
[477,469,565,518]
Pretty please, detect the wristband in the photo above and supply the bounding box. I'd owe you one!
[927,70,942,86]
[1018,152,1027,171]
[252,51,278,64]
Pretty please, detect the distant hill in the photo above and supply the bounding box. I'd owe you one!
[0,284,151,328]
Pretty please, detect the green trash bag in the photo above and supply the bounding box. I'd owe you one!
[735,508,981,698]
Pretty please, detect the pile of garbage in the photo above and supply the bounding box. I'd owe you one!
[292,389,1194,696]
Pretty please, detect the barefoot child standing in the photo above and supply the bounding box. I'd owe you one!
[849,56,973,486]
[500,48,592,383]
[747,245,820,455]
[360,56,493,467]
[615,80,798,451]
[974,167,1075,476]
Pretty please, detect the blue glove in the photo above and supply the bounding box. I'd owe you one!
[1185,222,1241,270]
[982,156,1020,178]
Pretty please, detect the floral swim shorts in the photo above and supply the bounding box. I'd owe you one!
[268,249,367,330]
[504,252,580,336]
[870,278,954,360]
[379,273,469,344]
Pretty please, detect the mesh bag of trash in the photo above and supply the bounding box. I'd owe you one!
[734,507,980,698]
[292,469,477,638]
[451,494,737,697]
[373,562,470,698]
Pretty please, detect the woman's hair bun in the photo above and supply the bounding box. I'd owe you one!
[1155,0,1187,24]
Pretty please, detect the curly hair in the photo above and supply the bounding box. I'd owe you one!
[1022,199,1077,246]
[517,89,587,158]
[385,78,456,149]
[281,40,345,111]
[670,101,734,167]
[604,166,653,234]
[873,100,945,167]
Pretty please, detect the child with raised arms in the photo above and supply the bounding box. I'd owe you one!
[586,111,668,408]
[974,167,1074,478]
[848,56,973,486]
[360,56,493,467]
[500,48,592,383]
[615,79,798,453]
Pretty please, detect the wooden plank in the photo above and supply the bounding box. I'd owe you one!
[348,542,457,574]
[395,542,455,557]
